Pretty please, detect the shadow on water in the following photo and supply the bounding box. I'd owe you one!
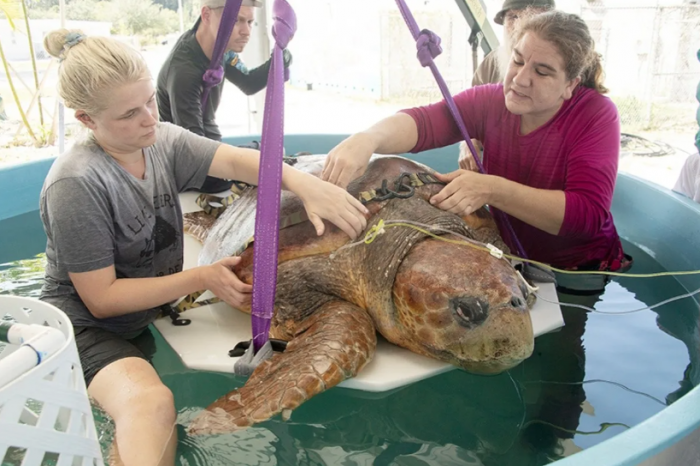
[154,305,597,465]
[613,241,700,403]
[154,238,700,465]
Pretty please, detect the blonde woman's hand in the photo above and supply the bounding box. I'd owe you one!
[298,175,369,239]
[321,133,376,189]
[200,257,253,309]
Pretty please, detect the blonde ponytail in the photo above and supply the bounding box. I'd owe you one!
[43,29,150,114]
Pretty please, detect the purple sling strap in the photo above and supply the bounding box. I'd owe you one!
[201,0,244,110]
[249,0,296,353]
[394,0,528,259]
[202,0,294,356]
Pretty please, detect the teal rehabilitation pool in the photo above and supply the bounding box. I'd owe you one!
[1,134,700,466]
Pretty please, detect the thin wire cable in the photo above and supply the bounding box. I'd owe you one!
[328,219,700,315]
[535,286,700,315]
[524,379,667,406]
[156,421,178,466]
[335,219,700,279]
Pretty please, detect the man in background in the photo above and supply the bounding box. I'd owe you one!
[157,0,291,192]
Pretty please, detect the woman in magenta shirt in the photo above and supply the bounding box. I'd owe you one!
[322,10,629,274]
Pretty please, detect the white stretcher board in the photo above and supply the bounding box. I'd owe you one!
[153,192,564,393]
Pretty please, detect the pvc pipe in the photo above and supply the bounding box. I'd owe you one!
[59,0,66,154]
[0,322,10,342]
[0,346,39,389]
[0,323,66,389]
[5,323,48,344]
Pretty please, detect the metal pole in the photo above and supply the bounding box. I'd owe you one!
[0,322,11,342]
[468,28,481,76]
[58,0,66,154]
[243,2,271,134]
[21,0,43,128]
[645,2,660,128]
[178,0,185,33]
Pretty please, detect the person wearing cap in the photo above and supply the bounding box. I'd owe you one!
[156,0,292,193]
[472,0,556,87]
[460,0,555,170]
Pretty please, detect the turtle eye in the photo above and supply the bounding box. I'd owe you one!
[450,297,489,329]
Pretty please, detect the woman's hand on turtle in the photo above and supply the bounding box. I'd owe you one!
[299,176,369,240]
[430,170,493,217]
[321,133,375,189]
[458,140,482,171]
[200,257,252,309]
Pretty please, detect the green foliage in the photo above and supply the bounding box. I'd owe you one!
[28,0,181,40]
[111,0,179,39]
[27,6,59,18]
[25,0,57,11]
[66,0,114,21]
[0,0,23,29]
[26,0,59,19]
[153,0,177,13]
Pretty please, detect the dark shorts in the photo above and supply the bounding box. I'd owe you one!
[555,253,634,296]
[74,326,157,388]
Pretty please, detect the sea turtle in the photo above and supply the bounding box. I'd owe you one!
[184,154,535,435]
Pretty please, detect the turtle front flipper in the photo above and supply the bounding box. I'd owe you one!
[187,300,377,436]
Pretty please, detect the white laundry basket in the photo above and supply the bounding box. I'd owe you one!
[0,295,104,466]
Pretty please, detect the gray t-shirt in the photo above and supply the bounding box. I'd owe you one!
[39,122,220,336]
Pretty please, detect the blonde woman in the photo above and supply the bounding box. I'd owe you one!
[39,30,368,465]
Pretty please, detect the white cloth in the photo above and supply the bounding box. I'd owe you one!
[673,152,700,203]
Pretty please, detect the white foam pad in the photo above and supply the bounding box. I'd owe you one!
[153,193,564,393]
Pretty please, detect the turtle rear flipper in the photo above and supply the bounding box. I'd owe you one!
[187,301,377,435]
[183,211,217,243]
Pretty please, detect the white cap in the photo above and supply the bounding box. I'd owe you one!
[201,0,261,8]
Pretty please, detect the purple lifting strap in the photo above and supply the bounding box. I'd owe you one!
[201,0,244,110]
[394,0,528,260]
[250,0,296,353]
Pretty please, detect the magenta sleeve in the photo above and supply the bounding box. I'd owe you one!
[398,85,498,153]
[560,98,621,238]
